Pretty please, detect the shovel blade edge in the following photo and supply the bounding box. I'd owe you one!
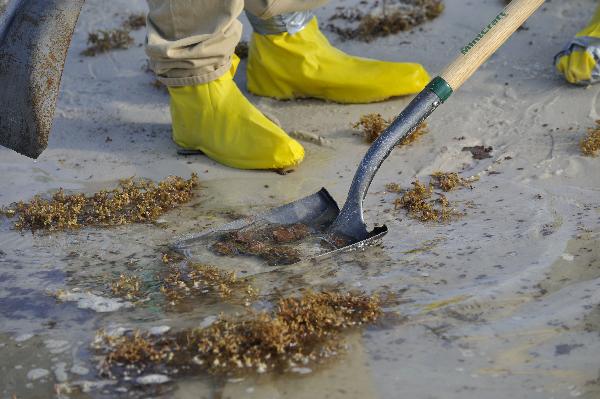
[0,0,84,158]
[172,188,341,251]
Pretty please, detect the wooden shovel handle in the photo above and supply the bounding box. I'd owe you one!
[440,0,545,91]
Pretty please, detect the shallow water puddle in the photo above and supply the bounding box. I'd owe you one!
[1,172,599,398]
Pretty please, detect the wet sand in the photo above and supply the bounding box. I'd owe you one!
[1,0,599,398]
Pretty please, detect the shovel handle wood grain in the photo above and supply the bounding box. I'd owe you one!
[440,0,545,91]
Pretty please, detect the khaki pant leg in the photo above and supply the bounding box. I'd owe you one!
[245,0,329,19]
[146,0,243,86]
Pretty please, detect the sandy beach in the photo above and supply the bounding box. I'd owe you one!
[0,0,599,398]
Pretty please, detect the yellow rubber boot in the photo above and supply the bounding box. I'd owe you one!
[555,4,600,85]
[168,57,304,170]
[247,17,430,104]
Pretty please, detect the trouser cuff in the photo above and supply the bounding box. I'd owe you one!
[155,59,233,87]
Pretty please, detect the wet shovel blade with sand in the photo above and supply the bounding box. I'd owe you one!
[172,189,387,273]
[0,0,84,158]
[173,0,546,267]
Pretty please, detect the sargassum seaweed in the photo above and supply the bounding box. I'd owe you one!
[160,262,258,306]
[81,29,134,56]
[111,274,143,301]
[394,180,454,222]
[430,171,477,192]
[1,174,199,232]
[353,113,428,146]
[389,172,475,222]
[327,0,444,42]
[95,291,381,377]
[580,121,600,157]
[211,223,312,266]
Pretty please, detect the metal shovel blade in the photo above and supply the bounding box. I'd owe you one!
[172,86,448,267]
[0,0,84,158]
[172,188,388,267]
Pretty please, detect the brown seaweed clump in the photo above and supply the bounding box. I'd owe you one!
[385,183,403,193]
[95,291,381,377]
[354,113,389,143]
[81,13,146,57]
[97,330,178,368]
[160,263,257,305]
[393,180,456,222]
[388,172,475,222]
[111,274,143,301]
[211,223,312,265]
[122,13,146,30]
[82,29,134,56]
[353,113,428,146]
[271,223,311,243]
[328,0,444,42]
[430,171,476,192]
[2,174,198,232]
[580,122,600,156]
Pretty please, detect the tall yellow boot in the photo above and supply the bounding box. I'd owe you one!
[555,4,600,85]
[168,57,304,170]
[247,16,430,104]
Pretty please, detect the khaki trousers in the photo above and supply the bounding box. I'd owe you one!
[146,0,328,86]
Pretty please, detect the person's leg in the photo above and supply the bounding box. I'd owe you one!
[145,0,304,170]
[146,0,243,86]
[243,2,430,103]
[555,2,600,85]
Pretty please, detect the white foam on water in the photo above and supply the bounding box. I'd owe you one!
[54,290,133,313]
[136,374,171,385]
[27,368,49,381]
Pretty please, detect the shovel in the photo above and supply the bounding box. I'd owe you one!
[0,0,85,158]
[162,0,544,265]
[174,0,544,265]
[173,0,545,266]
[175,0,544,265]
